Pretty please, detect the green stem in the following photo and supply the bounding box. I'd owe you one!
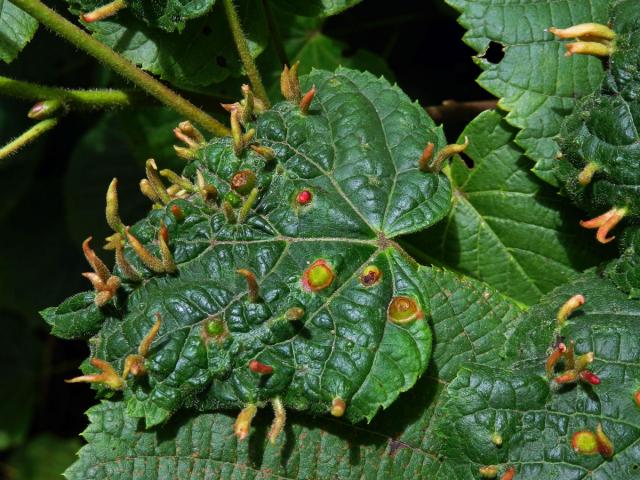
[223,0,270,107]
[0,118,59,161]
[0,75,148,109]
[10,0,230,136]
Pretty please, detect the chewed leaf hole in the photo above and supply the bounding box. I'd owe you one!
[481,41,505,64]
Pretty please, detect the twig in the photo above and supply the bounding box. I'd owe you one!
[0,118,59,161]
[223,0,270,107]
[0,75,148,109]
[10,0,230,136]
[425,99,498,125]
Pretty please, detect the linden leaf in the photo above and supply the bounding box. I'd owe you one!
[65,0,268,91]
[64,267,523,479]
[555,0,640,220]
[0,0,37,63]
[47,67,451,430]
[446,0,609,185]
[410,110,605,305]
[433,271,640,478]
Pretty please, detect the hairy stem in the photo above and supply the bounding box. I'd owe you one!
[0,75,148,109]
[223,0,270,107]
[0,118,59,161]
[10,0,230,136]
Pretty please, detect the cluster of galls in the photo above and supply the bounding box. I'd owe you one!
[549,22,632,244]
[545,294,625,459]
[546,294,600,386]
[65,64,432,444]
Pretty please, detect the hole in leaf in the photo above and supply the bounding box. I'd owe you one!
[482,41,505,64]
[459,152,474,168]
[216,56,227,68]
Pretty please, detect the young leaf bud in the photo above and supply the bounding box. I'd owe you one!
[28,99,64,120]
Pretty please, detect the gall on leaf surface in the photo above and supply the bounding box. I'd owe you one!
[556,0,640,222]
[433,271,640,478]
[65,268,525,479]
[46,67,452,428]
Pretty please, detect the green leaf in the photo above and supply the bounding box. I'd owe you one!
[605,227,640,298]
[433,271,640,478]
[0,0,37,63]
[73,0,268,91]
[49,67,451,429]
[41,292,107,340]
[409,110,604,305]
[67,0,215,32]
[270,0,362,18]
[7,434,81,480]
[65,267,522,479]
[0,310,40,450]
[446,0,608,185]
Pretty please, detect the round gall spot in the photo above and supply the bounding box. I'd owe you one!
[572,430,598,455]
[205,318,224,337]
[387,296,422,324]
[360,265,381,287]
[231,169,256,195]
[635,390,640,407]
[302,259,334,292]
[296,190,312,205]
